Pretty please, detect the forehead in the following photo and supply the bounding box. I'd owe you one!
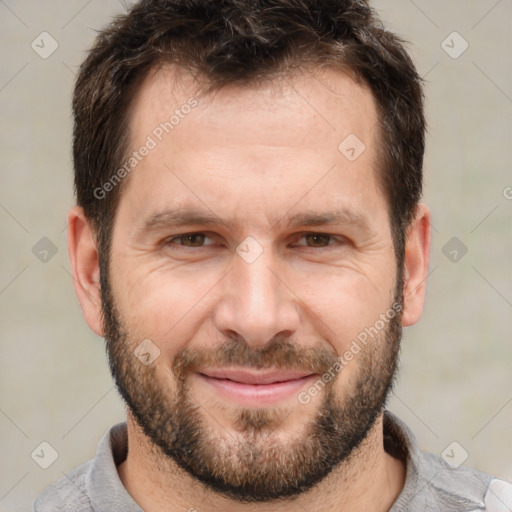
[129,64,378,151]
[117,64,385,234]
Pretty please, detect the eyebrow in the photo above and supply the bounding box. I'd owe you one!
[138,206,373,235]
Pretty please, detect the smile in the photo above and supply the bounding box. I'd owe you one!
[197,369,318,405]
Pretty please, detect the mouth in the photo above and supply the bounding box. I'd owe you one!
[196,368,318,405]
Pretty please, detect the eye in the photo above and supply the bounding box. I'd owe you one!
[293,233,345,248]
[164,232,215,248]
[162,232,346,251]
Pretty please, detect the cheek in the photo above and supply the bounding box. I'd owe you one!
[112,264,223,349]
[301,269,395,350]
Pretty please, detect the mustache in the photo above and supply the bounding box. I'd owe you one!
[171,336,340,382]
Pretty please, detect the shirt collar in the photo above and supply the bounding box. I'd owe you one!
[86,421,142,511]
[384,410,490,510]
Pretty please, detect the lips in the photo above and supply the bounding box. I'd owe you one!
[198,368,314,385]
[196,368,318,405]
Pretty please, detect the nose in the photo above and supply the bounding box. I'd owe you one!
[213,242,300,348]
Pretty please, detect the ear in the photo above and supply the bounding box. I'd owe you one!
[401,203,431,327]
[67,206,104,336]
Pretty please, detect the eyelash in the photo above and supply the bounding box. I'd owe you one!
[163,232,346,250]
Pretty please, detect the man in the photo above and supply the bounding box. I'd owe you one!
[35,0,511,510]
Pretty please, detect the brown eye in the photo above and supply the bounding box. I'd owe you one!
[304,233,333,247]
[179,234,207,247]
[165,233,214,248]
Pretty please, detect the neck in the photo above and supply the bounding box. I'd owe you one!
[117,412,406,512]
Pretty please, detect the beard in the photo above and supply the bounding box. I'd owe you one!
[101,264,404,503]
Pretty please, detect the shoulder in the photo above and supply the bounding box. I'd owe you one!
[34,460,94,512]
[383,411,512,511]
[413,451,512,511]
[483,478,512,511]
[422,451,492,501]
[33,422,131,512]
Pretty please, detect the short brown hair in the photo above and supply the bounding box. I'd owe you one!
[73,0,425,265]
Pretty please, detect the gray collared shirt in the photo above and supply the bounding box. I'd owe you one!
[34,410,512,511]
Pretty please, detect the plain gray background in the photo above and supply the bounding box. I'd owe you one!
[1,1,511,510]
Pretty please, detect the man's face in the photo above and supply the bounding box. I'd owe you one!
[103,67,402,501]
